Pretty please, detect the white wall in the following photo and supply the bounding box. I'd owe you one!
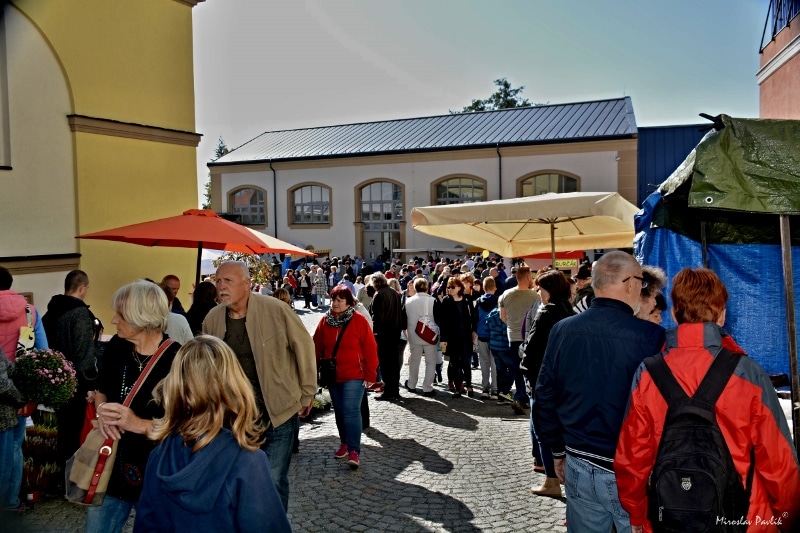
[1,7,75,256]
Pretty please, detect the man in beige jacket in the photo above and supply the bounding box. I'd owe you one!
[203,261,316,511]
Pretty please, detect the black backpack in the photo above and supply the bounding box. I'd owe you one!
[643,348,753,533]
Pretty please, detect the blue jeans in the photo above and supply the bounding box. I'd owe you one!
[565,454,631,533]
[530,398,555,474]
[85,494,135,533]
[509,341,528,402]
[262,414,297,512]
[0,415,26,509]
[492,349,515,394]
[329,380,365,453]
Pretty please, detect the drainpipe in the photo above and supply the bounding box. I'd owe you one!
[496,144,503,199]
[269,160,277,238]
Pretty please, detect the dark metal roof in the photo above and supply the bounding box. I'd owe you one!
[211,97,637,166]
[637,124,707,206]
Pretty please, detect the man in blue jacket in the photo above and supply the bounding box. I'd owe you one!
[532,251,664,533]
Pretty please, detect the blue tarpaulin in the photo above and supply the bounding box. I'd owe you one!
[635,189,800,376]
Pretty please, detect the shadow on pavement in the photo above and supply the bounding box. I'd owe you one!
[289,427,481,533]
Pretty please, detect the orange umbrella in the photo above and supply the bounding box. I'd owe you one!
[76,209,315,284]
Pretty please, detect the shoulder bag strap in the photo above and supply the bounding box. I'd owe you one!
[86,337,174,504]
[329,317,352,362]
[122,338,175,408]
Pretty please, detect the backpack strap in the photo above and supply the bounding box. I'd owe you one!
[692,347,741,407]
[644,347,741,423]
[643,353,689,405]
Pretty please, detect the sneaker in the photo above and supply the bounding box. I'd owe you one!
[334,443,348,459]
[489,392,499,400]
[480,391,490,399]
[404,380,415,392]
[347,450,360,469]
[496,392,512,404]
[423,390,435,397]
[510,400,529,415]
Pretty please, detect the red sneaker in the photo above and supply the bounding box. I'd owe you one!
[334,443,348,459]
[347,450,360,469]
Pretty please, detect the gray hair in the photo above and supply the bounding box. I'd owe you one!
[217,261,250,281]
[371,272,388,289]
[641,265,667,298]
[592,251,639,291]
[111,280,169,333]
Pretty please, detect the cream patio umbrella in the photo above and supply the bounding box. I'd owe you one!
[410,192,639,265]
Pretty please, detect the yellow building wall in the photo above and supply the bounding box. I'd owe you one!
[75,133,198,326]
[8,0,201,326]
[14,0,196,130]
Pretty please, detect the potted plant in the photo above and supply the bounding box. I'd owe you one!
[12,348,77,410]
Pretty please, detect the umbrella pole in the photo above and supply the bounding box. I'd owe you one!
[780,215,800,453]
[195,242,203,288]
[550,223,556,268]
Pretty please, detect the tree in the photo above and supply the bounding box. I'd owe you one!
[202,137,229,209]
[451,77,541,114]
[212,251,275,285]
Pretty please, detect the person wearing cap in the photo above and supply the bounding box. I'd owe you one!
[571,266,594,313]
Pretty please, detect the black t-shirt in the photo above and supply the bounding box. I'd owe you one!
[224,315,268,419]
[97,334,180,501]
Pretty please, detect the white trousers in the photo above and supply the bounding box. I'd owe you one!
[408,343,438,392]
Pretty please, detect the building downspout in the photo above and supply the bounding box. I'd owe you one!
[496,144,503,199]
[269,160,278,238]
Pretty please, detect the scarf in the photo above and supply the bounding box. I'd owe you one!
[325,306,355,327]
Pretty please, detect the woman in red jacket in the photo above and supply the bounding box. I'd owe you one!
[615,268,800,533]
[313,285,378,469]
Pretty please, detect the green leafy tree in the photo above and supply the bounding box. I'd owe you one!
[202,137,229,209]
[451,77,541,114]
[212,251,275,285]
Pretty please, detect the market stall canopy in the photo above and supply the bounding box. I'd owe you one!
[410,192,639,262]
[635,115,800,453]
[77,209,315,285]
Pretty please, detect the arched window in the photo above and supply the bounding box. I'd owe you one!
[520,173,578,196]
[291,184,331,225]
[435,177,486,205]
[360,181,403,226]
[228,187,266,226]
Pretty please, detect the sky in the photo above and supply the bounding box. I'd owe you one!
[192,0,768,203]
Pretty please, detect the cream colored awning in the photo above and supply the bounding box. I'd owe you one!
[410,192,639,261]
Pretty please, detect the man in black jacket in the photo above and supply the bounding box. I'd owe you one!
[42,270,102,468]
[532,252,664,533]
[370,272,403,401]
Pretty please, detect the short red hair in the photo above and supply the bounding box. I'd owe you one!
[671,268,728,324]
[330,285,355,306]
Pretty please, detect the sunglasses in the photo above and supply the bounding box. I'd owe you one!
[622,275,648,289]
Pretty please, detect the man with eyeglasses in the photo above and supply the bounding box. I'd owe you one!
[532,251,664,533]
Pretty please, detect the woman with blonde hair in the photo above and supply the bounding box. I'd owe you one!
[87,280,182,533]
[134,336,290,532]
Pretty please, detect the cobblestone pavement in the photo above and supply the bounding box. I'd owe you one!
[8,303,567,533]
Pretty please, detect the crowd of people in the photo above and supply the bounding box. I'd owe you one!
[1,244,799,532]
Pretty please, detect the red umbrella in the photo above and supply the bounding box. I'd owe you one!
[76,209,315,285]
